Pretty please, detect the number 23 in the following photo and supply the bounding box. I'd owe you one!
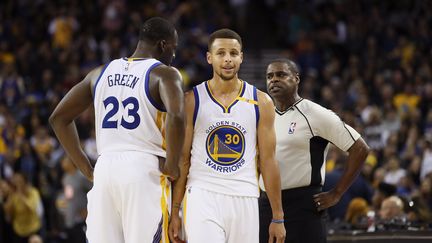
[102,96,140,129]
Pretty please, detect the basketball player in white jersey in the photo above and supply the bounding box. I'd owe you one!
[169,29,286,243]
[49,17,185,243]
[259,59,369,243]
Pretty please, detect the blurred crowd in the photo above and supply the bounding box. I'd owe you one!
[0,0,431,242]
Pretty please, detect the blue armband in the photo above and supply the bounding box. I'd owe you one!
[271,219,285,224]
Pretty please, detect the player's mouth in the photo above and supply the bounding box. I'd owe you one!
[222,66,234,71]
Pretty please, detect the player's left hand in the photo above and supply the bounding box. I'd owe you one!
[169,214,185,243]
[268,222,286,243]
[313,190,342,211]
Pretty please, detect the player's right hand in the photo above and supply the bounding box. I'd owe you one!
[268,222,286,243]
[159,157,180,180]
[169,215,185,243]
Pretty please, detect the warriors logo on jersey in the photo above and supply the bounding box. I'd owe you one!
[205,123,246,173]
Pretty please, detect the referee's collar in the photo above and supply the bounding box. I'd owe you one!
[275,98,304,115]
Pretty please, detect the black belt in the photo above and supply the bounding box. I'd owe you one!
[260,185,322,200]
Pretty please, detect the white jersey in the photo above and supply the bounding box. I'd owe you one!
[259,98,361,191]
[93,58,167,157]
[187,81,260,197]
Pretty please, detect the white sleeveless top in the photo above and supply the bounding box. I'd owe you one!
[93,58,166,157]
[187,81,260,197]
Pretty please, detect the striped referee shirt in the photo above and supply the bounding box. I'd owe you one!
[259,98,360,191]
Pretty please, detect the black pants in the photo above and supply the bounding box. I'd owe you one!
[65,222,87,243]
[259,186,327,243]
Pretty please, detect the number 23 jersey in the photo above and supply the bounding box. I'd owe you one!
[93,58,166,158]
[187,81,260,198]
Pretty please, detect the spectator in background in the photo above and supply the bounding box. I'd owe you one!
[379,196,404,221]
[29,127,56,166]
[345,197,369,229]
[3,173,43,243]
[58,156,91,243]
[372,182,397,211]
[420,139,432,180]
[0,63,26,109]
[406,196,432,228]
[383,156,406,186]
[0,179,13,243]
[28,234,43,243]
[48,8,79,50]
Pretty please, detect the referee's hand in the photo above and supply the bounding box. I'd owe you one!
[313,190,342,211]
[268,222,286,243]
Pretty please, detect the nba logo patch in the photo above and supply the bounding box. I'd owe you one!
[288,122,296,134]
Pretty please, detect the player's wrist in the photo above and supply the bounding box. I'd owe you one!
[271,219,285,224]
[272,210,284,220]
[171,202,182,213]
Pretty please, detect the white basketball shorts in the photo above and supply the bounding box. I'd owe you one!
[86,151,170,243]
[184,186,258,243]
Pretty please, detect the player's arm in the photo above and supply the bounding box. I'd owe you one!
[154,66,185,179]
[257,91,286,243]
[49,66,102,182]
[169,91,194,243]
[314,137,369,211]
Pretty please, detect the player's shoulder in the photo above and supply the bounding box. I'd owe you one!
[88,64,109,87]
[152,63,181,78]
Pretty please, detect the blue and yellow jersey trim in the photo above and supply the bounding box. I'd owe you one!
[235,96,258,105]
[122,57,149,62]
[152,176,170,243]
[160,176,170,243]
[93,62,110,99]
[204,81,246,113]
[155,111,167,150]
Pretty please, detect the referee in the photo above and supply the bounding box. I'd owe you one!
[259,59,369,243]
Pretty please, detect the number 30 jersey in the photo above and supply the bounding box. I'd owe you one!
[93,58,166,157]
[187,81,260,197]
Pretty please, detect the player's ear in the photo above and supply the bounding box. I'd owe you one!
[240,51,243,64]
[206,51,212,64]
[159,40,167,52]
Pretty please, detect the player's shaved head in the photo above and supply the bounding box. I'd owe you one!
[139,17,176,43]
[208,28,242,51]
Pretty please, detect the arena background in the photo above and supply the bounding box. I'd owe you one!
[0,0,432,242]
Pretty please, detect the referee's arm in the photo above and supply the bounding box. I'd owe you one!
[314,137,370,211]
[257,91,285,242]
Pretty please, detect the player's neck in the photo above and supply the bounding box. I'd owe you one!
[275,93,301,111]
[209,75,241,95]
[129,49,152,59]
[129,42,154,59]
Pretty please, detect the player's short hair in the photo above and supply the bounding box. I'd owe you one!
[268,58,300,74]
[208,28,242,51]
[139,17,176,43]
